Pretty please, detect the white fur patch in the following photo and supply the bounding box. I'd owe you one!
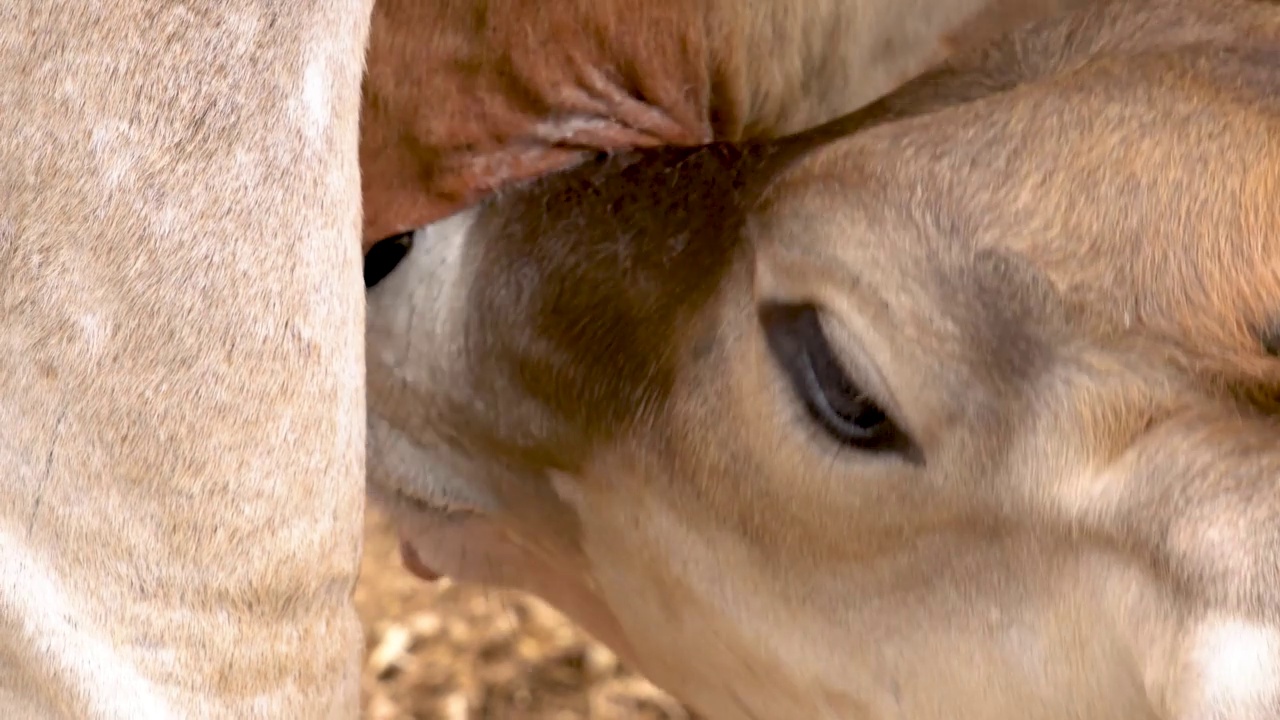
[77,313,108,359]
[1191,617,1280,715]
[0,531,172,719]
[533,116,618,144]
[365,208,476,375]
[301,55,330,141]
[548,471,588,514]
[366,209,493,513]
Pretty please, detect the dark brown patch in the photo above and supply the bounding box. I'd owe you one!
[459,142,777,463]
[1262,323,1280,357]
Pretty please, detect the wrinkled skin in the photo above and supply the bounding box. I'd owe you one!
[358,0,1094,247]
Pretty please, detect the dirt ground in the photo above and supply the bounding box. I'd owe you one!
[355,507,692,720]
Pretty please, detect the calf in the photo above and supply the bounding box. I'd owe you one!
[366,0,1280,717]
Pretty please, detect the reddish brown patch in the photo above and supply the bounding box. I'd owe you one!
[360,0,724,247]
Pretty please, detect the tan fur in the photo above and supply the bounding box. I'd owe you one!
[367,0,1280,717]
[358,0,1092,247]
[1,0,370,715]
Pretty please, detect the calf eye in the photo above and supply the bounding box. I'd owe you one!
[760,303,908,453]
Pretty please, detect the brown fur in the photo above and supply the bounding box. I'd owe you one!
[367,0,1280,717]
[359,0,1093,247]
[2,0,370,715]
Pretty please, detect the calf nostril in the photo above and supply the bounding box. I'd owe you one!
[364,231,415,289]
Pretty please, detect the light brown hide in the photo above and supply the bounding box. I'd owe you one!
[359,0,1094,247]
[2,0,370,715]
[366,0,1280,718]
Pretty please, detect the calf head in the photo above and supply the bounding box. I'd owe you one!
[366,0,1280,717]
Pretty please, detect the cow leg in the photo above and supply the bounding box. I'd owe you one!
[0,0,372,715]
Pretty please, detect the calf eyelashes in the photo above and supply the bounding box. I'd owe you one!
[759,303,917,458]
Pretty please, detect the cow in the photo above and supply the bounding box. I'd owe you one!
[1,0,1069,715]
[365,0,1280,717]
[2,1,370,716]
